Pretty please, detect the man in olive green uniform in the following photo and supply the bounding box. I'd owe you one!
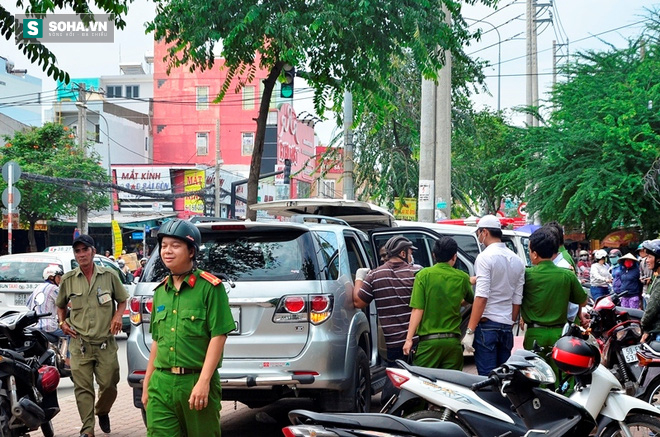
[522,228,587,355]
[56,235,128,437]
[141,220,235,437]
[403,236,474,369]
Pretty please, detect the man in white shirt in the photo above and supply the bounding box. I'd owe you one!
[462,215,525,376]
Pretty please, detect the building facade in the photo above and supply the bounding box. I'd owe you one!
[0,56,42,126]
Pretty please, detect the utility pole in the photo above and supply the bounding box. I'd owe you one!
[76,84,89,235]
[214,119,223,217]
[343,91,354,200]
[418,5,452,222]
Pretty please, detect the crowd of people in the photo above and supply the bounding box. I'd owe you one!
[355,219,660,385]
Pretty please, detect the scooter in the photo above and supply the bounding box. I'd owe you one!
[381,327,660,437]
[588,293,660,399]
[0,311,61,437]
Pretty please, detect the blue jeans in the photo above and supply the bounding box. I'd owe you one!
[590,286,609,302]
[474,320,513,376]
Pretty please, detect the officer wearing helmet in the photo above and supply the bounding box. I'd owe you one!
[590,249,612,301]
[26,265,65,341]
[141,219,235,437]
[640,240,660,341]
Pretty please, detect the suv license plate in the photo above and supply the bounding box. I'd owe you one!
[623,345,640,363]
[14,293,27,306]
[230,306,240,335]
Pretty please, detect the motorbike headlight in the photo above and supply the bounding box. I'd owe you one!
[521,357,556,384]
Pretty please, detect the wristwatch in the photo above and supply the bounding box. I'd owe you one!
[58,320,66,327]
[465,328,474,335]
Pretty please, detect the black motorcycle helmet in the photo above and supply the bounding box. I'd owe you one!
[157,220,202,255]
[384,236,417,260]
[642,239,660,271]
[552,336,600,375]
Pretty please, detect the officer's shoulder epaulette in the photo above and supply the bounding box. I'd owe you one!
[153,276,168,291]
[199,271,221,286]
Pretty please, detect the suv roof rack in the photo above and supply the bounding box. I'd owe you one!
[290,214,349,226]
[189,216,240,223]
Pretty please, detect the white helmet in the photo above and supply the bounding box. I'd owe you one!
[594,249,608,261]
[43,265,64,281]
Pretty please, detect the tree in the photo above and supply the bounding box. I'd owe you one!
[146,0,495,220]
[1,123,109,251]
[1,1,133,83]
[452,109,524,215]
[502,21,660,239]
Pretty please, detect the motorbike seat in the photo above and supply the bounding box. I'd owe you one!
[396,360,487,388]
[288,409,467,437]
[0,348,28,363]
[644,341,660,356]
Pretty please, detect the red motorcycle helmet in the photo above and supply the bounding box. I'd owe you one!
[38,365,60,393]
[552,336,600,375]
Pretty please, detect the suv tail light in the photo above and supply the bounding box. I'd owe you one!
[273,295,333,325]
[129,296,153,326]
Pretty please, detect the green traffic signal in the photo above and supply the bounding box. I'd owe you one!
[281,65,295,99]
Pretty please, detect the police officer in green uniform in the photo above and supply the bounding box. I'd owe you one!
[56,235,129,437]
[141,220,235,437]
[521,228,587,363]
[403,236,474,369]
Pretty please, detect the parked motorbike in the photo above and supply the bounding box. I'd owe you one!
[282,410,468,437]
[380,326,660,437]
[0,311,61,437]
[588,293,660,400]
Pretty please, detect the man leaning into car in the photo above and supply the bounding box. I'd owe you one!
[56,234,128,437]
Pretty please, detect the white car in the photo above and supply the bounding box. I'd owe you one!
[0,252,134,331]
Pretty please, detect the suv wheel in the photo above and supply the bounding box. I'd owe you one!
[318,348,371,413]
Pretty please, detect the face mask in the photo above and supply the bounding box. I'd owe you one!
[579,256,588,261]
[609,257,619,264]
[624,260,634,269]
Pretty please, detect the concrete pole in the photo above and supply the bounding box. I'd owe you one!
[531,0,539,127]
[77,84,89,235]
[435,11,452,221]
[418,78,436,223]
[526,0,533,127]
[214,118,223,217]
[343,91,354,200]
[552,40,557,87]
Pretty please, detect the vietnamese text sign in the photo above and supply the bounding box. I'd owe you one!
[184,170,205,215]
[16,14,115,43]
[394,198,417,221]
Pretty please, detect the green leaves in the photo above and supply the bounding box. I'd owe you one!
[511,19,660,239]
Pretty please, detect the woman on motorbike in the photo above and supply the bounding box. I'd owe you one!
[640,239,660,342]
[590,249,612,302]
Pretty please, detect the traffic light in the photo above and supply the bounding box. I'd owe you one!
[281,64,295,99]
[283,159,291,184]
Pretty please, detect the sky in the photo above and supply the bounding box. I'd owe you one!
[1,0,658,143]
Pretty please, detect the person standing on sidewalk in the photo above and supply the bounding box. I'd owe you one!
[590,249,612,302]
[521,228,587,353]
[403,236,474,369]
[56,235,129,437]
[462,215,525,376]
[354,235,419,401]
[141,220,235,437]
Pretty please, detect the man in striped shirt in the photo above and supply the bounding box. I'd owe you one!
[354,236,420,401]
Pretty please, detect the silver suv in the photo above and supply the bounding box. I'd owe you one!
[126,201,502,418]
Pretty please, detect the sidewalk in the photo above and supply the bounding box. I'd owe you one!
[36,382,146,437]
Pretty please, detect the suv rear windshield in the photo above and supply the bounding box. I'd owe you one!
[142,229,320,282]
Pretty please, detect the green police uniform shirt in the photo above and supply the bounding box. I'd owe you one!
[521,260,587,326]
[57,265,129,340]
[410,263,474,336]
[150,270,235,370]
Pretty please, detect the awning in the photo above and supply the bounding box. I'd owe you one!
[601,229,640,248]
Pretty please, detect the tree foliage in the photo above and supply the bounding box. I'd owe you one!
[2,1,133,83]
[146,0,495,219]
[503,19,660,239]
[1,123,109,251]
